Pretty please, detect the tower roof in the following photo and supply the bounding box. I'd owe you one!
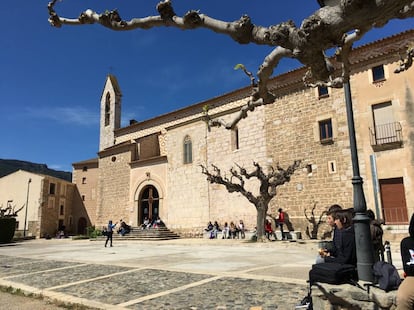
[101,74,122,98]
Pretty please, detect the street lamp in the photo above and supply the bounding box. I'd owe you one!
[344,82,374,282]
[23,178,31,237]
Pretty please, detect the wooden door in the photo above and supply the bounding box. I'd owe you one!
[379,177,408,224]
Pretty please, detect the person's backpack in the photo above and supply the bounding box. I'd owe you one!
[372,261,402,292]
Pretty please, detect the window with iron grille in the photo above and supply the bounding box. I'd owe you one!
[370,102,403,150]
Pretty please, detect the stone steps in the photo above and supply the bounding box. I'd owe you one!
[112,226,181,241]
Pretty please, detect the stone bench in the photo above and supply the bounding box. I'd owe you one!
[311,282,397,309]
[275,231,302,240]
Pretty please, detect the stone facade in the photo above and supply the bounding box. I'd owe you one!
[72,30,414,237]
[0,170,90,238]
[72,158,99,227]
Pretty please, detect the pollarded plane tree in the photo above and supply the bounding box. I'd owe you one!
[48,0,414,240]
[48,0,414,129]
[200,161,300,241]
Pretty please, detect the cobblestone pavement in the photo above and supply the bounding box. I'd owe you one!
[0,238,402,310]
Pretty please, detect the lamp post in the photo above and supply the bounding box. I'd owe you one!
[344,81,374,282]
[23,178,31,237]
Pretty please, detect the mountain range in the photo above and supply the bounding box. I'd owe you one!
[0,159,72,182]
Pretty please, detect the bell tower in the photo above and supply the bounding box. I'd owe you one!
[99,74,122,151]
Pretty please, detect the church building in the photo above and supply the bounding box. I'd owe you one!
[73,30,414,237]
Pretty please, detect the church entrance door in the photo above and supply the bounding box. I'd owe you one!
[139,185,159,224]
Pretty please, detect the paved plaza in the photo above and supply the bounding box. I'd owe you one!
[0,238,403,310]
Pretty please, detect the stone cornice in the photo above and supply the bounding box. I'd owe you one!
[129,156,168,168]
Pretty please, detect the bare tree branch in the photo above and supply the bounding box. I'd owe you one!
[304,202,327,239]
[395,44,414,73]
[48,0,414,128]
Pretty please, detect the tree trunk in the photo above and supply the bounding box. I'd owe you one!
[256,204,268,242]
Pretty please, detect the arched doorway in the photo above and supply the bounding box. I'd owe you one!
[139,185,159,224]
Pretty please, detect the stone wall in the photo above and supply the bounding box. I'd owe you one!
[265,85,355,236]
[97,149,131,227]
[72,160,99,226]
[90,31,414,236]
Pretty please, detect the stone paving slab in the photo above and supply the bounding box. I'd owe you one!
[127,276,307,310]
[0,259,79,277]
[0,239,403,310]
[7,264,132,289]
[54,269,212,305]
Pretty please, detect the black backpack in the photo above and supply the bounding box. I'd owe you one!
[372,261,402,292]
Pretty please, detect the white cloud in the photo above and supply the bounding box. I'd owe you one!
[24,106,99,126]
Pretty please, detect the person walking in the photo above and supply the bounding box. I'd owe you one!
[105,220,117,247]
[396,213,414,310]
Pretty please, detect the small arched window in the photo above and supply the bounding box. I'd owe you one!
[183,135,193,164]
[104,93,111,126]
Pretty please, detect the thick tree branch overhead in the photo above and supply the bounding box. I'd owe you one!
[48,0,414,128]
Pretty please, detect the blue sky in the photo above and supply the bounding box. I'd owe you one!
[1,1,412,172]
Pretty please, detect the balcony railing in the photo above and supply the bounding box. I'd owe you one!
[369,122,403,151]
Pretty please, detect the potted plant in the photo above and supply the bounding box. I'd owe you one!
[0,202,23,243]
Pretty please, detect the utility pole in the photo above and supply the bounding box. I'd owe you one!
[23,178,32,237]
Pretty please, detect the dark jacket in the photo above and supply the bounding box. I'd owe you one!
[330,227,343,256]
[325,225,357,266]
[400,214,414,277]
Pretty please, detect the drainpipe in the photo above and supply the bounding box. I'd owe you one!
[369,154,381,220]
